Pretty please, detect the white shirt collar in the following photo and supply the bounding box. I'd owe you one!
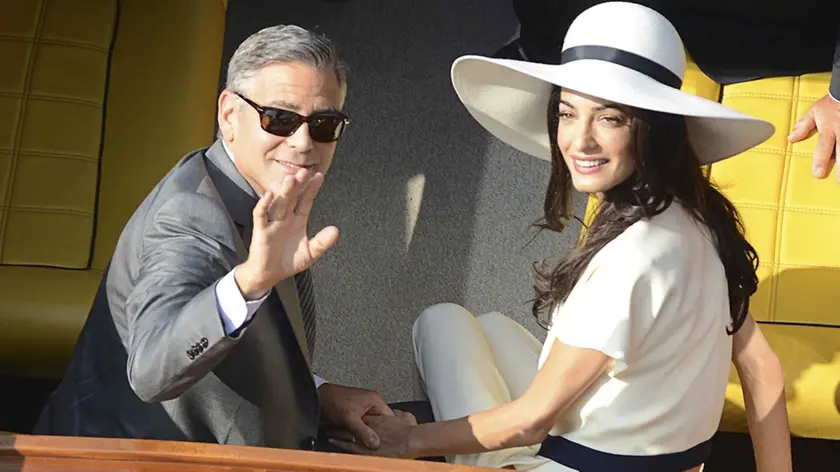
[221,139,236,163]
[219,140,262,198]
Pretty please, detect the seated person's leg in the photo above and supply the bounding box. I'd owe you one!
[413,303,552,469]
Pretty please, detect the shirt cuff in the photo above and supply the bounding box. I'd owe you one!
[216,268,269,335]
[314,374,328,389]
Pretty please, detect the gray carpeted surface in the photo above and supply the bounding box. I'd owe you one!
[222,0,587,402]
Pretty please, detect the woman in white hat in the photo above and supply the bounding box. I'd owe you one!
[333,3,791,471]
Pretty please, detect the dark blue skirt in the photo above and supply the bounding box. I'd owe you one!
[538,434,712,471]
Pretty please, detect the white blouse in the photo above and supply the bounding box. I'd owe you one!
[538,202,733,456]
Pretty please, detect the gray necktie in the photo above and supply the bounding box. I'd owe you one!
[294,269,317,358]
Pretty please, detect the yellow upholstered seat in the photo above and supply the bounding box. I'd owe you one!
[0,0,227,379]
[714,73,840,440]
[581,61,840,439]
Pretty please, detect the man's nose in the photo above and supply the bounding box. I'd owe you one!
[286,122,314,152]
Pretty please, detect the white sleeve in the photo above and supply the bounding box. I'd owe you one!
[313,374,328,388]
[548,250,659,374]
[216,268,269,335]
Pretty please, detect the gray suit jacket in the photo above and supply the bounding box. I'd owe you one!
[34,140,320,450]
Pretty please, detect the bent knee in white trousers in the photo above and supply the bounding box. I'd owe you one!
[411,303,562,470]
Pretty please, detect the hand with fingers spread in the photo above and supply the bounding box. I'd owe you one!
[788,94,840,183]
[330,409,417,458]
[234,168,339,299]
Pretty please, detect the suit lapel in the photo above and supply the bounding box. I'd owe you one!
[205,141,310,368]
[205,140,260,230]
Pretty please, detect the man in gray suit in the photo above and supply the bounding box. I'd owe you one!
[33,25,408,453]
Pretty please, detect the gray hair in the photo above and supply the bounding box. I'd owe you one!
[225,25,349,95]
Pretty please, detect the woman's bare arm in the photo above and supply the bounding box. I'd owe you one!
[732,314,792,472]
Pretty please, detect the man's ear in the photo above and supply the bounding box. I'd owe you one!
[217,89,239,141]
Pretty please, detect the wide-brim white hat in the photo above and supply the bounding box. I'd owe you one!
[451,2,775,165]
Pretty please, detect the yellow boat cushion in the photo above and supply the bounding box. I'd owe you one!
[580,63,840,439]
[0,0,226,379]
[0,0,116,269]
[713,72,840,440]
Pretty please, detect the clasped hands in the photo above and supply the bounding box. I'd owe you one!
[319,384,418,459]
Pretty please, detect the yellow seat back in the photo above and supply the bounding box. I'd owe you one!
[0,1,118,269]
[0,0,226,379]
[711,74,840,326]
[712,73,840,439]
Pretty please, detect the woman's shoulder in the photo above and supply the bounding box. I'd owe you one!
[596,203,704,276]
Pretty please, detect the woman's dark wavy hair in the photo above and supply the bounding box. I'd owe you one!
[532,86,759,335]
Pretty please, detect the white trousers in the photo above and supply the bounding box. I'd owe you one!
[412,303,573,471]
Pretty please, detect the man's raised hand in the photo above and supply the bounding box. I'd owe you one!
[235,168,339,299]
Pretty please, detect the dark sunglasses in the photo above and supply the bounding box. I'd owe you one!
[234,91,350,143]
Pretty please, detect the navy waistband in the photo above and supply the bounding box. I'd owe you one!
[538,435,712,472]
